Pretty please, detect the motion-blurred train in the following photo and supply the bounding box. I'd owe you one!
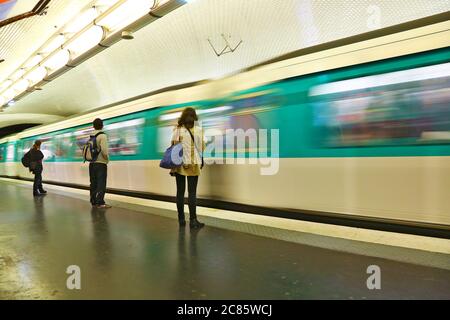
[1,21,449,229]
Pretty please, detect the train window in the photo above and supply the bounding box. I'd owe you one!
[6,144,15,161]
[157,107,202,153]
[104,118,144,156]
[310,62,450,147]
[18,138,55,160]
[53,132,73,159]
[157,106,233,153]
[74,128,94,158]
[21,140,34,158]
[39,137,55,160]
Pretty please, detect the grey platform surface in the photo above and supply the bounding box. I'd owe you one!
[0,181,449,299]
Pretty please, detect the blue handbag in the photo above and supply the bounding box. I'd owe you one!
[160,142,183,169]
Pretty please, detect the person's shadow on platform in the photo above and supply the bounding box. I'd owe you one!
[173,227,204,299]
[32,196,48,243]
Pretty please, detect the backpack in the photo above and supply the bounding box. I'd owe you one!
[21,150,31,168]
[83,132,104,163]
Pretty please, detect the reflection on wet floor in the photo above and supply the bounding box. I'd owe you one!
[0,181,450,299]
[91,208,111,269]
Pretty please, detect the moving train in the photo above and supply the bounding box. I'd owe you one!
[1,21,449,228]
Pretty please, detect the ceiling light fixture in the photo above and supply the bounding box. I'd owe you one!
[42,49,71,74]
[65,25,105,60]
[26,67,48,87]
[121,30,134,40]
[24,55,44,69]
[95,0,156,33]
[40,34,67,54]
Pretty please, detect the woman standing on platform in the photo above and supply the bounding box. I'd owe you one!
[29,140,47,197]
[171,107,205,229]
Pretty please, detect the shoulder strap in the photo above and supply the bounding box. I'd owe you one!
[186,127,197,149]
[88,132,104,158]
[83,145,88,163]
[186,127,204,168]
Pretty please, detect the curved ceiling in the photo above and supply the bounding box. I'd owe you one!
[1,0,449,129]
[0,113,62,128]
[0,0,92,82]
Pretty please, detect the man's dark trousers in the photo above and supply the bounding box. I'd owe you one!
[89,163,107,206]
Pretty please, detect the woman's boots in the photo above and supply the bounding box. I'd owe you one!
[189,218,205,229]
[178,217,204,229]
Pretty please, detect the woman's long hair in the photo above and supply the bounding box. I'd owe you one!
[177,107,198,129]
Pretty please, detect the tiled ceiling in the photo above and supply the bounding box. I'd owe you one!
[0,0,449,129]
[0,0,92,83]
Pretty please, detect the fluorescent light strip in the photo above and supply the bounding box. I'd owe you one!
[0,0,182,107]
[0,0,119,101]
[198,106,233,114]
[95,0,155,33]
[105,118,145,130]
[159,112,182,121]
[159,106,233,121]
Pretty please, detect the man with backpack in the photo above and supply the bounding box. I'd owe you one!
[22,140,47,197]
[86,118,111,209]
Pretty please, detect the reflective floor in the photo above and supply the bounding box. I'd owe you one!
[0,181,449,299]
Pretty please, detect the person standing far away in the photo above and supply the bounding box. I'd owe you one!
[29,140,47,197]
[170,107,205,229]
[89,118,112,209]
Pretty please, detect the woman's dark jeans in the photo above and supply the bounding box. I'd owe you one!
[175,173,199,221]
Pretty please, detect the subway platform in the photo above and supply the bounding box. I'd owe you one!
[0,178,450,300]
